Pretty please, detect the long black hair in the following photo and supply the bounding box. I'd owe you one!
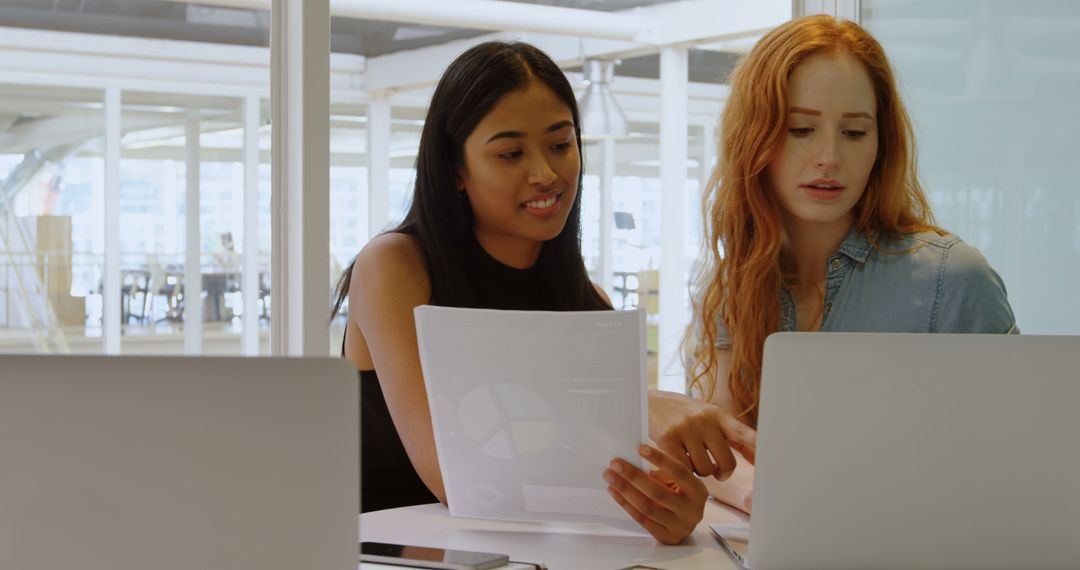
[331,41,610,319]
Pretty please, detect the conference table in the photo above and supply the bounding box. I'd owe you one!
[360,499,748,569]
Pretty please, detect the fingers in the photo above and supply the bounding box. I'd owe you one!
[638,443,694,481]
[701,428,737,479]
[658,421,730,478]
[603,445,707,545]
[603,461,681,529]
[607,487,684,545]
[720,415,757,464]
[657,408,746,478]
[656,431,694,471]
[684,437,720,478]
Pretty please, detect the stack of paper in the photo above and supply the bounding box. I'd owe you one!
[415,306,647,533]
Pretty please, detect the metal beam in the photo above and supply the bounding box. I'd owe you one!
[198,0,789,45]
[0,113,17,132]
[0,26,363,100]
[186,0,644,41]
[334,0,644,41]
[0,21,741,108]
[363,33,642,93]
[0,113,182,157]
[634,0,789,46]
[363,0,788,92]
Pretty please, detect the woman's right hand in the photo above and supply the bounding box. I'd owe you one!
[703,452,755,514]
[648,390,757,480]
[605,444,709,545]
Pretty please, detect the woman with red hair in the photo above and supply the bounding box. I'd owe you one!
[604,14,1016,541]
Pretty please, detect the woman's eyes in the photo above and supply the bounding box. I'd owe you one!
[496,142,573,160]
[787,127,870,139]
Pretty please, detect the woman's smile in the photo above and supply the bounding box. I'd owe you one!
[521,191,563,218]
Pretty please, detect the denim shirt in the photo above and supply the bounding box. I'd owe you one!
[716,229,1018,349]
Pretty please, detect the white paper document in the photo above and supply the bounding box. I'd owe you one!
[414,306,647,532]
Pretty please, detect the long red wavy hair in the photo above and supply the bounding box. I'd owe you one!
[685,15,941,426]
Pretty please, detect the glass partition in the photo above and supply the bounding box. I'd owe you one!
[864,0,1080,333]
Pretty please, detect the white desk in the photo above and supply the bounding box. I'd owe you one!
[360,500,747,570]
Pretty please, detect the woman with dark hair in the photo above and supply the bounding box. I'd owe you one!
[336,40,745,546]
[336,41,710,543]
[331,41,623,515]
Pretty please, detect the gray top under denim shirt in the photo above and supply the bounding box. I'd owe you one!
[715,229,1018,349]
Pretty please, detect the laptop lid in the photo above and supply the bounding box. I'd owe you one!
[751,333,1080,570]
[0,355,358,570]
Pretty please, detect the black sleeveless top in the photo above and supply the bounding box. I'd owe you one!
[353,243,561,512]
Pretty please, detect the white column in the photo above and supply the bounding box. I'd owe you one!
[701,121,717,189]
[792,0,818,18]
[162,161,179,256]
[271,0,331,356]
[658,46,688,392]
[242,95,260,355]
[686,121,716,274]
[695,120,717,255]
[367,90,391,238]
[103,87,121,355]
[91,158,105,257]
[794,0,858,21]
[184,114,203,355]
[845,0,861,23]
[599,137,615,295]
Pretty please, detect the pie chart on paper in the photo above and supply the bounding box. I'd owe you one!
[456,383,557,459]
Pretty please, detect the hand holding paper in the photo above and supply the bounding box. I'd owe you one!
[604,444,709,544]
[415,306,647,532]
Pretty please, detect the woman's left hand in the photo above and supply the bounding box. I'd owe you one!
[604,444,709,545]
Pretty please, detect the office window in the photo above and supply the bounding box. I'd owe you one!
[2,0,791,360]
[0,3,273,355]
[864,0,1080,333]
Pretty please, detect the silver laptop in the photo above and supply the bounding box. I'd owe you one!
[0,355,358,570]
[741,333,1080,570]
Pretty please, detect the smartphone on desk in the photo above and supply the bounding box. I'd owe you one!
[359,541,510,570]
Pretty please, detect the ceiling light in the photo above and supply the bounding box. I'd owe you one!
[578,60,628,140]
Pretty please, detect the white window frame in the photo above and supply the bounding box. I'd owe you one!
[271,0,331,356]
[793,0,861,22]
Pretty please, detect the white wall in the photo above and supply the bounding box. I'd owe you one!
[865,0,1080,334]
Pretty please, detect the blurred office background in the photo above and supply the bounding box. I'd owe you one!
[1,0,1076,391]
